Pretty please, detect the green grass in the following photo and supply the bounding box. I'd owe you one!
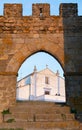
[6,118,15,123]
[1,109,12,122]
[1,109,11,115]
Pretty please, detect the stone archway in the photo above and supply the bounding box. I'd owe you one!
[0,3,82,115]
[0,34,64,109]
[6,38,64,73]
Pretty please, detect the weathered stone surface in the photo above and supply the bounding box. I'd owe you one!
[0,3,82,123]
[0,75,17,111]
[0,114,3,123]
[0,101,80,129]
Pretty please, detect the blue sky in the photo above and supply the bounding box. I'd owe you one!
[0,0,82,80]
[0,0,82,16]
[17,52,64,81]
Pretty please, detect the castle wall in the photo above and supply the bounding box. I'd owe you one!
[0,3,82,114]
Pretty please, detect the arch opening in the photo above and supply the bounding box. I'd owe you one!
[16,51,66,103]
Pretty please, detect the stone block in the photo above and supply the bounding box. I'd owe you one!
[80,124,82,130]
[4,4,22,17]
[32,4,50,17]
[59,3,78,17]
[4,114,14,122]
[0,113,3,123]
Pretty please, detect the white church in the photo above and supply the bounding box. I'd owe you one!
[16,66,66,102]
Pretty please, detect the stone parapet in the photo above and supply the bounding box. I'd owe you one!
[32,3,50,17]
[60,3,78,17]
[4,4,22,17]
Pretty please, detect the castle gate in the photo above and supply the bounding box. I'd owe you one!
[0,3,82,113]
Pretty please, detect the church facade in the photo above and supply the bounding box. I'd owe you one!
[16,66,66,102]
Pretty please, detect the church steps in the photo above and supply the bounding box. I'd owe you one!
[0,121,80,130]
[4,113,75,122]
[10,104,70,114]
[11,103,69,109]
[0,101,80,129]
[16,101,57,106]
[34,114,75,121]
[15,101,67,108]
[80,123,82,130]
[10,108,70,115]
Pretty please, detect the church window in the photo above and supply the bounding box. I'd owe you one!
[45,77,49,84]
[45,91,50,95]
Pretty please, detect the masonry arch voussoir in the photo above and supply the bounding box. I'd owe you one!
[6,39,64,73]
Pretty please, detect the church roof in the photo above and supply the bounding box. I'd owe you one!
[38,67,56,75]
[18,66,64,82]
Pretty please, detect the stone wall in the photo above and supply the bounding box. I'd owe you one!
[0,75,16,108]
[0,3,82,115]
[62,13,82,111]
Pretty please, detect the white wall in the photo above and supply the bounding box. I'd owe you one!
[32,68,65,97]
[16,84,30,100]
[17,68,66,102]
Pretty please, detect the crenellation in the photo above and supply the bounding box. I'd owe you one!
[32,3,50,17]
[0,3,81,34]
[4,4,22,17]
[59,3,78,17]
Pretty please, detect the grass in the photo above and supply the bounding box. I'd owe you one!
[1,109,11,115]
[1,109,11,122]
[6,118,15,123]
